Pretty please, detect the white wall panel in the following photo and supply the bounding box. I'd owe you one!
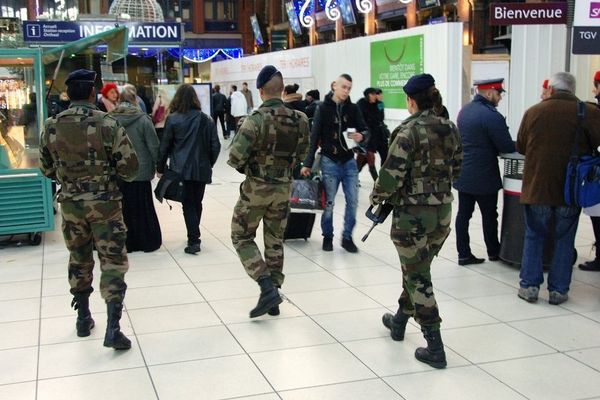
[210,23,463,130]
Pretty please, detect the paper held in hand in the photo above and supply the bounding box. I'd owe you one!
[343,128,358,149]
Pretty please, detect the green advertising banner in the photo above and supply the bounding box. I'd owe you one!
[370,35,424,109]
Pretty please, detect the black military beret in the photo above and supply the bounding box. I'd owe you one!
[65,69,97,86]
[403,73,435,96]
[256,65,282,89]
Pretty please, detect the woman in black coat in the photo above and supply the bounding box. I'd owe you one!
[157,84,221,254]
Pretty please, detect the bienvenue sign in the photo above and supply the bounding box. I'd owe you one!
[22,21,183,44]
[489,2,567,25]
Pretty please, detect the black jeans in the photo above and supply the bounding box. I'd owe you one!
[455,191,500,259]
[592,216,600,259]
[212,111,226,138]
[182,181,206,245]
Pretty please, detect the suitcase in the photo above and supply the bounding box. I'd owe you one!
[284,212,316,241]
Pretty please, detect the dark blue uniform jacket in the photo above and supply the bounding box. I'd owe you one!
[453,94,515,194]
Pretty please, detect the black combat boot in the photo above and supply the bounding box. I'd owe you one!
[103,302,131,350]
[381,312,410,341]
[71,293,95,337]
[415,328,447,369]
[250,276,282,318]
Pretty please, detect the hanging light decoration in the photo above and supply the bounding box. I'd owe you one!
[355,0,373,13]
[165,48,244,63]
[325,0,341,21]
[299,0,315,28]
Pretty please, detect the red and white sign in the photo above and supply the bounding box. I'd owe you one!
[489,2,567,26]
[211,47,312,82]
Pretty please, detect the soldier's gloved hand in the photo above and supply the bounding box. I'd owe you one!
[236,166,245,174]
[300,167,311,177]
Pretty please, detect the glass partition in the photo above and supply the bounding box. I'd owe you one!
[0,49,44,171]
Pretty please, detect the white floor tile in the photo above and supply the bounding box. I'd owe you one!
[37,368,157,400]
[195,278,259,301]
[229,316,335,353]
[251,343,375,391]
[0,381,36,400]
[329,266,404,287]
[343,335,469,376]
[309,252,385,270]
[442,323,555,363]
[182,262,249,282]
[567,347,600,371]
[128,302,221,334]
[355,284,404,307]
[150,355,272,400]
[281,257,325,275]
[463,293,573,322]
[0,280,40,301]
[0,298,39,322]
[124,283,204,310]
[125,268,190,289]
[435,299,499,329]
[481,353,600,400]
[312,308,420,342]
[384,366,526,400]
[287,287,381,315]
[38,338,145,379]
[434,274,516,299]
[0,265,42,283]
[138,325,243,365]
[510,314,600,351]
[0,347,38,385]
[280,379,402,399]
[0,320,39,350]
[236,395,279,400]
[282,271,349,293]
[558,284,600,313]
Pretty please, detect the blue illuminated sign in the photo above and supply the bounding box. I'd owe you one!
[22,21,183,44]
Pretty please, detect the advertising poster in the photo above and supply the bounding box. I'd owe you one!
[370,35,424,109]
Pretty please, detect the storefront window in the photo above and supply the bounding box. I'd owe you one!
[204,0,237,21]
[0,58,40,170]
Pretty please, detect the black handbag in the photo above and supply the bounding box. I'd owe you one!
[155,169,185,203]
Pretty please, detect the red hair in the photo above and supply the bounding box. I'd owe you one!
[101,83,118,97]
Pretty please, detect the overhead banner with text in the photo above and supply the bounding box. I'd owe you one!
[370,35,424,110]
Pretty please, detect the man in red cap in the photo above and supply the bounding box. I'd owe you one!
[578,70,600,271]
[453,78,515,266]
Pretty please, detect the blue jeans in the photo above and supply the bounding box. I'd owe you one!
[320,156,358,240]
[520,205,580,294]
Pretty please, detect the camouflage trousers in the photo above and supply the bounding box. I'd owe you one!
[391,203,451,331]
[61,200,129,303]
[231,178,291,286]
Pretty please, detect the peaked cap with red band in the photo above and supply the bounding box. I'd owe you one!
[474,78,505,93]
[594,71,600,82]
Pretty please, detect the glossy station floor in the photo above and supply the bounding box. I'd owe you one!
[2,141,600,400]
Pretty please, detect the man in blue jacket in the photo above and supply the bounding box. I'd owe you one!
[454,79,515,265]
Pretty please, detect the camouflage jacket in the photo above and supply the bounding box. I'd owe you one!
[370,109,462,206]
[40,101,139,201]
[228,98,310,184]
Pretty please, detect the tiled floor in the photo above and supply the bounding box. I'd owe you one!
[2,141,600,399]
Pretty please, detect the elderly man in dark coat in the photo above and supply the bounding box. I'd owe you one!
[517,72,600,305]
[454,79,515,265]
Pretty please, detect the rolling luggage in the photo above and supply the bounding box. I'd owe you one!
[284,212,316,241]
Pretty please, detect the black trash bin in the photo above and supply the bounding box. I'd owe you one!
[499,154,556,267]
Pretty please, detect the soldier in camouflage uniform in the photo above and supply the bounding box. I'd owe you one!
[370,74,462,369]
[229,65,310,318]
[40,69,139,350]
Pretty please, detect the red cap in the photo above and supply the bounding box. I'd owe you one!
[594,71,600,82]
[101,83,118,97]
[474,79,505,93]
[542,79,549,89]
